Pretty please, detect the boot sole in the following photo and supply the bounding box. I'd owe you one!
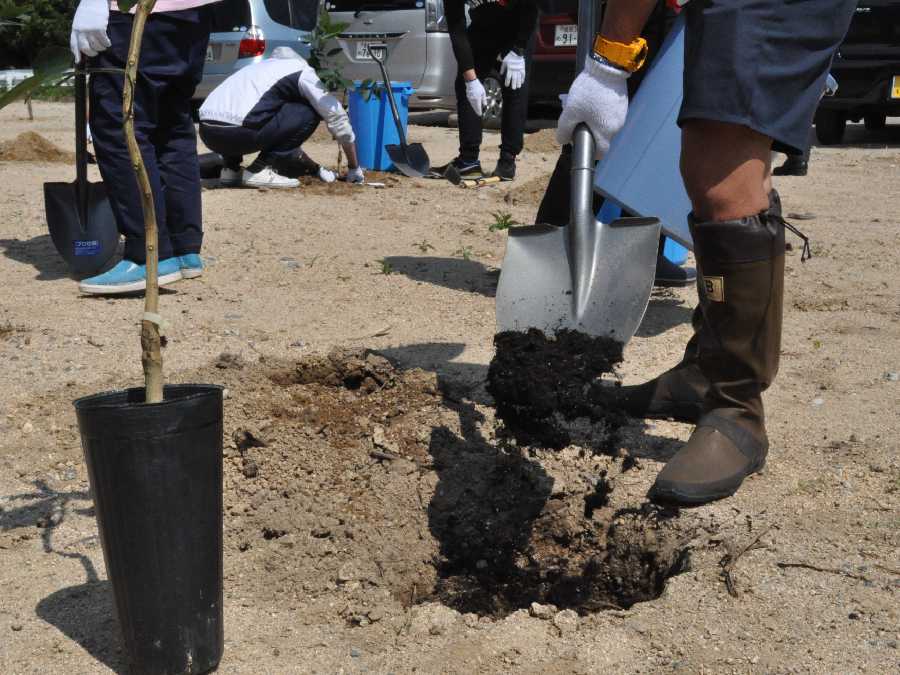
[649,455,767,506]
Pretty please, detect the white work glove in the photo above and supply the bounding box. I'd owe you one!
[70,0,111,64]
[556,58,629,160]
[500,51,526,90]
[318,166,336,183]
[345,167,365,184]
[465,78,487,118]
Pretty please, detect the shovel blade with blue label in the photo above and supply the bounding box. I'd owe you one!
[44,67,119,276]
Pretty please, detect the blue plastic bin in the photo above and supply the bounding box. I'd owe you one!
[662,237,689,266]
[348,80,414,171]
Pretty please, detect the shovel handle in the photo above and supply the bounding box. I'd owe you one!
[74,62,89,227]
[369,47,409,150]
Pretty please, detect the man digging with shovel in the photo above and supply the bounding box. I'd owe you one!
[557,0,856,505]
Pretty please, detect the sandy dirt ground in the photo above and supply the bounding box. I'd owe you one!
[1,102,899,674]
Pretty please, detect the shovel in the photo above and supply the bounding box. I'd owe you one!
[367,45,430,178]
[44,66,119,276]
[495,0,661,344]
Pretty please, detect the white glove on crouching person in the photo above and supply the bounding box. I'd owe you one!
[500,51,526,90]
[465,78,487,117]
[70,0,111,64]
[556,57,629,161]
[346,167,365,184]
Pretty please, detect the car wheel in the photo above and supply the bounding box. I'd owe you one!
[864,113,886,132]
[814,109,846,145]
[482,73,503,129]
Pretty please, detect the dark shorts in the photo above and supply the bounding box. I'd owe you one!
[678,0,856,154]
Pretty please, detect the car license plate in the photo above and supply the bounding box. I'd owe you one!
[356,41,377,60]
[206,44,221,63]
[554,24,578,47]
[206,45,214,62]
[892,75,900,99]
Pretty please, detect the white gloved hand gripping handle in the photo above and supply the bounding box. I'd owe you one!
[70,0,112,64]
[555,57,629,161]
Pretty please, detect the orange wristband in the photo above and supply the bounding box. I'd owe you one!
[592,35,649,73]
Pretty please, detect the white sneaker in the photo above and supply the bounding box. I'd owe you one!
[242,166,299,189]
[318,166,336,183]
[219,167,242,187]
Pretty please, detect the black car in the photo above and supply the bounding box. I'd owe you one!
[814,1,900,145]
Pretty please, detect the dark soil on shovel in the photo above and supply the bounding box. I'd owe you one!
[486,328,627,450]
[204,347,691,623]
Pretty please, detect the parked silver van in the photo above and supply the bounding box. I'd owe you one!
[194,0,320,102]
[326,0,457,111]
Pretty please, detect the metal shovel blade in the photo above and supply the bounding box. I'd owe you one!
[496,125,661,343]
[386,142,430,178]
[44,67,119,276]
[44,180,119,275]
[495,215,661,341]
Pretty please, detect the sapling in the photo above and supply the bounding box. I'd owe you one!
[120,0,164,402]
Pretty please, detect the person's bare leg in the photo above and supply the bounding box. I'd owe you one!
[650,119,785,505]
[680,119,772,221]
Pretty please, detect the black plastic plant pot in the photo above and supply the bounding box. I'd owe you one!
[74,385,224,675]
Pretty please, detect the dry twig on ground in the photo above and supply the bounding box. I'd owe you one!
[720,526,772,598]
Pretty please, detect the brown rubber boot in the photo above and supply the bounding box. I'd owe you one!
[596,191,783,425]
[593,305,707,423]
[650,207,785,505]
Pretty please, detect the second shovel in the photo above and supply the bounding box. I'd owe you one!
[368,45,430,178]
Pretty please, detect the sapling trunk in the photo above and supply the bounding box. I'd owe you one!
[122,0,163,403]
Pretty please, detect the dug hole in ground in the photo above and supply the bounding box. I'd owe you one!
[1,103,899,673]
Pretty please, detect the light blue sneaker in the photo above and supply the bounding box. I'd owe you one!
[179,253,204,279]
[78,257,183,295]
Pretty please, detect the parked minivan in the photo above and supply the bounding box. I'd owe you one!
[325,0,457,111]
[194,0,320,102]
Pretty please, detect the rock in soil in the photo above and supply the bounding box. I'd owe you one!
[486,328,626,450]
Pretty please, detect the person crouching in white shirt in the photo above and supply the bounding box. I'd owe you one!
[198,47,364,189]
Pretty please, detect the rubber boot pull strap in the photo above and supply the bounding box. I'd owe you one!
[781,219,812,262]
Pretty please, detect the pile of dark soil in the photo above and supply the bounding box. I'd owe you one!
[0,132,74,163]
[208,347,690,621]
[487,328,627,450]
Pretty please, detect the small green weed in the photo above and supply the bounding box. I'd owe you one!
[377,258,394,275]
[489,211,516,232]
[454,246,474,261]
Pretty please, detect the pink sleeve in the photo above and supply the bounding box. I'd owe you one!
[111,0,220,13]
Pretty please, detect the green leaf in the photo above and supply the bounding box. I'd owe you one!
[116,0,138,11]
[0,46,71,110]
[0,2,28,20]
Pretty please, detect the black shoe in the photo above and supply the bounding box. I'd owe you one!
[654,255,697,287]
[772,156,808,176]
[450,158,483,177]
[440,158,483,185]
[492,154,516,181]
